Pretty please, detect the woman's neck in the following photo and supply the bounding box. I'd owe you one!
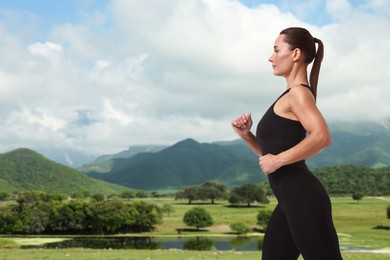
[285,65,308,88]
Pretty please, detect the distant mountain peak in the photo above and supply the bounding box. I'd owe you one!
[8,147,36,154]
[174,138,199,146]
[168,138,201,151]
[5,148,46,161]
[0,148,130,194]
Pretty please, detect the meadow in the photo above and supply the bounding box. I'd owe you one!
[0,196,389,259]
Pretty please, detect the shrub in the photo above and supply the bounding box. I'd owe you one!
[229,222,250,235]
[257,209,273,231]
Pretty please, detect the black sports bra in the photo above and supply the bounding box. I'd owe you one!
[256,85,311,156]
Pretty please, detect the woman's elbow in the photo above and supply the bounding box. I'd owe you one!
[313,131,331,148]
[324,134,332,147]
[320,132,332,148]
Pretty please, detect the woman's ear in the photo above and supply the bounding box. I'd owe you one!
[292,48,302,62]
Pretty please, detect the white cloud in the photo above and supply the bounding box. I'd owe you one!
[326,0,352,20]
[28,41,63,57]
[0,0,389,157]
[10,108,66,131]
[102,98,135,126]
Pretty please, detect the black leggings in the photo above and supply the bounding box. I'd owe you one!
[262,164,343,260]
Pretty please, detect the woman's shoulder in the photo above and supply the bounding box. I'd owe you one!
[288,85,315,101]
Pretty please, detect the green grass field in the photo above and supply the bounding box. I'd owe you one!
[151,196,390,249]
[1,196,389,259]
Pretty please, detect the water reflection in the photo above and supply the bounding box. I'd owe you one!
[183,237,214,251]
[23,237,162,250]
[21,236,264,251]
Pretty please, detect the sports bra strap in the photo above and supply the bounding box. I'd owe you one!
[276,84,313,102]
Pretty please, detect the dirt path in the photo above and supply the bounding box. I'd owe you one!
[373,196,390,201]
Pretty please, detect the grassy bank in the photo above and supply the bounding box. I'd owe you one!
[0,249,389,260]
[0,238,18,248]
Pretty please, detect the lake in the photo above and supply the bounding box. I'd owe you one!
[21,236,263,251]
[19,236,381,253]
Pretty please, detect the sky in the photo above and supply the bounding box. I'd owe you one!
[0,0,389,157]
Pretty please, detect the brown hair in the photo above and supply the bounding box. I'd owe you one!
[280,27,324,99]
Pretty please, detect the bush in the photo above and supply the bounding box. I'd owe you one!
[257,209,273,231]
[387,205,390,219]
[229,222,250,235]
[0,192,10,201]
[91,193,105,202]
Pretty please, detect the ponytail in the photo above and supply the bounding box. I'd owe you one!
[280,27,324,100]
[310,38,324,100]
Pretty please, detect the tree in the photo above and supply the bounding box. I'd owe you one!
[150,191,160,198]
[91,193,105,202]
[131,201,163,232]
[175,186,200,204]
[70,190,91,199]
[49,200,88,233]
[259,182,274,196]
[228,183,269,207]
[0,205,23,234]
[86,198,130,234]
[199,181,228,204]
[227,192,241,205]
[20,202,52,234]
[162,203,175,217]
[120,191,135,200]
[136,190,148,198]
[183,207,213,230]
[16,191,45,207]
[352,192,364,204]
[257,209,273,231]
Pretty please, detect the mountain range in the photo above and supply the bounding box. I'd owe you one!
[33,120,390,169]
[80,138,265,191]
[78,120,390,191]
[1,120,390,194]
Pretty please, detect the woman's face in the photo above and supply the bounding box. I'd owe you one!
[268,34,294,77]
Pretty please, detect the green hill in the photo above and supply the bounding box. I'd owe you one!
[313,165,390,195]
[82,138,266,191]
[0,148,130,194]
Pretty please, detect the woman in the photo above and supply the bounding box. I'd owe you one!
[232,27,342,260]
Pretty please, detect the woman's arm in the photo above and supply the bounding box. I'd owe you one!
[232,113,263,156]
[259,87,331,173]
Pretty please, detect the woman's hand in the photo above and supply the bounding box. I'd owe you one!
[259,154,283,174]
[231,113,263,156]
[231,113,253,138]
